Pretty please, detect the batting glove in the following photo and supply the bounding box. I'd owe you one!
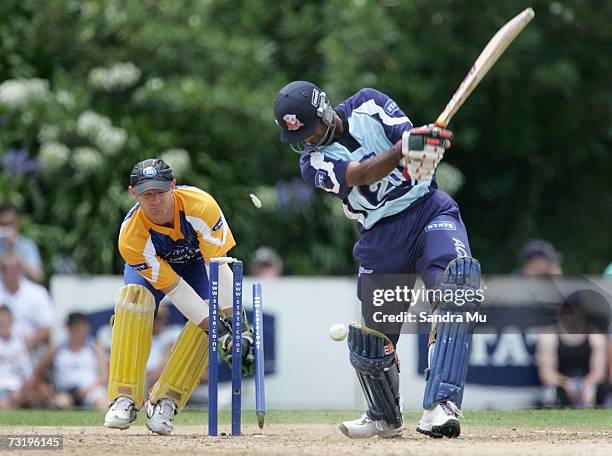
[400,124,453,185]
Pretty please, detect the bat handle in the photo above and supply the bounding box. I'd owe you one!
[434,118,448,129]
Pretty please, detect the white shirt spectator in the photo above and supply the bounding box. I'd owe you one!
[0,325,32,392]
[53,339,98,391]
[33,313,107,410]
[0,278,54,340]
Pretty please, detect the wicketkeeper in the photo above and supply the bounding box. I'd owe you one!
[104,159,254,435]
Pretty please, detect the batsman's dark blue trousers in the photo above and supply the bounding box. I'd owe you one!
[353,190,472,345]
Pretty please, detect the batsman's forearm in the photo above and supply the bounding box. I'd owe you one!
[346,145,402,187]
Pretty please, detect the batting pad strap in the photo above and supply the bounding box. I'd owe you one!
[348,323,403,428]
[149,321,209,411]
[108,285,155,407]
[166,277,209,325]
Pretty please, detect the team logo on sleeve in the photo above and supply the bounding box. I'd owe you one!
[212,216,224,232]
[315,170,334,191]
[283,114,304,131]
[384,99,399,115]
[128,262,150,271]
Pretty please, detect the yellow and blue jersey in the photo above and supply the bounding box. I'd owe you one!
[118,186,235,291]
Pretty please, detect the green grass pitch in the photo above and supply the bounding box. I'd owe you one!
[1,409,610,428]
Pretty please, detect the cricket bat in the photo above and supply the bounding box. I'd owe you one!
[435,7,535,128]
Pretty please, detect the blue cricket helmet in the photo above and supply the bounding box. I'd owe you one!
[274,81,324,144]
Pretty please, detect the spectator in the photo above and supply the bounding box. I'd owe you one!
[520,239,562,276]
[536,291,608,407]
[33,312,107,410]
[0,305,33,409]
[0,203,43,282]
[250,246,283,278]
[0,251,53,352]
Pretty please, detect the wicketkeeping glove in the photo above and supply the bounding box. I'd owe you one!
[218,310,256,376]
[400,124,453,185]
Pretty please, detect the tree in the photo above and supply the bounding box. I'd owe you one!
[0,0,609,276]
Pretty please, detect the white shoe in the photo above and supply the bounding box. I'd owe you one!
[339,413,404,439]
[417,401,462,438]
[104,396,137,429]
[145,399,177,435]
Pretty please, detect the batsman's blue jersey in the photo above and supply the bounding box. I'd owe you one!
[300,88,438,231]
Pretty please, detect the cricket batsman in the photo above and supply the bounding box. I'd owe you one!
[274,82,480,438]
[104,158,254,435]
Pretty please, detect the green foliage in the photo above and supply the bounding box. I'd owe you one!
[0,0,610,275]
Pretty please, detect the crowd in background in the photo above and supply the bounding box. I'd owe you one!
[520,240,611,408]
[0,202,611,410]
[0,213,286,411]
